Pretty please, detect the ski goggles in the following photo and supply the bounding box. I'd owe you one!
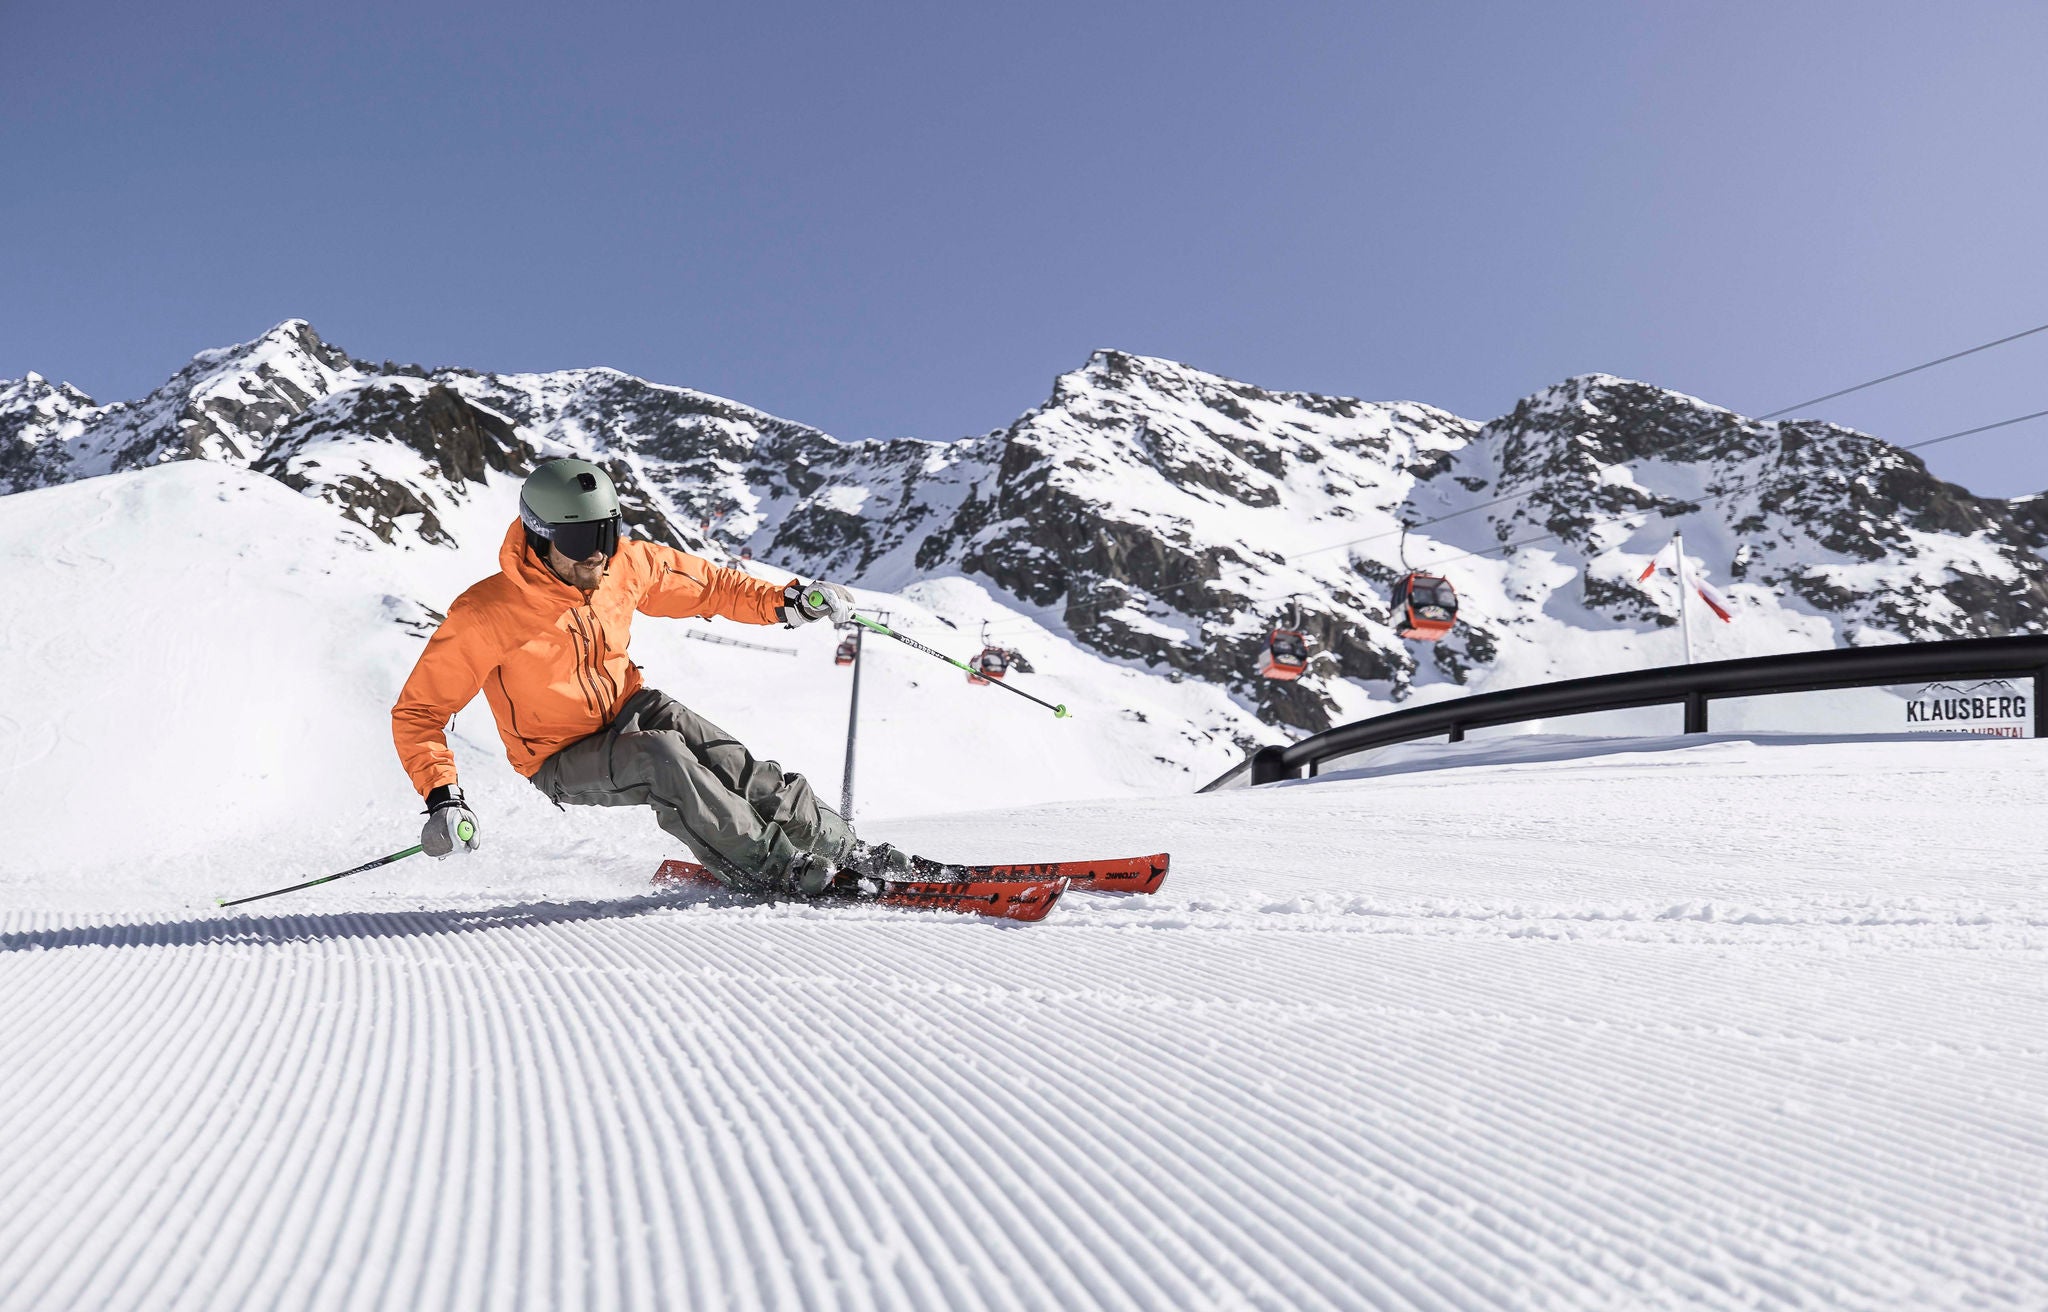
[548,515,621,561]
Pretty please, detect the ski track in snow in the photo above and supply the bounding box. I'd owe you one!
[3,460,2045,1310]
[5,739,2048,1310]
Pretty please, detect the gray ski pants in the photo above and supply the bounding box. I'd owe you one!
[531,688,854,891]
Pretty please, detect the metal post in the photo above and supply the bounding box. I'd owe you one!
[2035,667,2047,740]
[1684,690,1709,734]
[840,619,866,820]
[1672,530,1695,665]
[1248,744,1296,785]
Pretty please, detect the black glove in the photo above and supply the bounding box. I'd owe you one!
[421,785,481,859]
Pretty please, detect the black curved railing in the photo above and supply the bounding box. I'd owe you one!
[1200,635,2048,791]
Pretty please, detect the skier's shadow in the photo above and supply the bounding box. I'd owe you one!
[0,888,739,954]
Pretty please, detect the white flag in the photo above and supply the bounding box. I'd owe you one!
[1637,537,1735,622]
[1691,574,1735,622]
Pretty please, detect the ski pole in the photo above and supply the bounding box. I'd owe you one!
[844,611,1072,719]
[213,827,467,908]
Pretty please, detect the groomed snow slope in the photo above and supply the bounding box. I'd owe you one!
[0,462,1253,908]
[4,734,2046,1310]
[4,460,2046,1308]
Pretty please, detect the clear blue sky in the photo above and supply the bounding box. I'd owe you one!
[7,1,2047,495]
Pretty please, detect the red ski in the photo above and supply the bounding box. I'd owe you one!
[965,852,1170,895]
[653,860,1071,923]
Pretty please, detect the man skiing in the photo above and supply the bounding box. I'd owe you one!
[392,458,918,897]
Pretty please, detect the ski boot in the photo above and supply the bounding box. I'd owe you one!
[839,841,912,881]
[780,843,967,902]
[778,850,892,902]
[780,852,855,899]
[839,841,967,883]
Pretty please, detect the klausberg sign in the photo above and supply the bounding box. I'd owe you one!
[1899,679,2032,738]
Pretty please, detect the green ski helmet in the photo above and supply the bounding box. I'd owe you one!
[519,458,623,560]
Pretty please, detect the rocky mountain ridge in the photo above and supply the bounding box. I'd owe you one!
[8,320,2044,735]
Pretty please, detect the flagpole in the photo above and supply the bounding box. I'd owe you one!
[1671,530,1695,665]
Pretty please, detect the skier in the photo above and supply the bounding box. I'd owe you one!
[391,458,922,897]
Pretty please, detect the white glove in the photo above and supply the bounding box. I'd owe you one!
[421,786,481,859]
[784,580,856,626]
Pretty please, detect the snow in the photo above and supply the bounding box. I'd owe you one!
[49,321,363,480]
[0,463,1257,912]
[22,323,2039,753]
[815,485,871,515]
[5,465,2048,1308]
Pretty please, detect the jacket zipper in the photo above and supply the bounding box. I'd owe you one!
[586,606,620,707]
[492,669,538,751]
[569,617,602,715]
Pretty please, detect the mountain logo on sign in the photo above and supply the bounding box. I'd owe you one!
[1904,679,2031,737]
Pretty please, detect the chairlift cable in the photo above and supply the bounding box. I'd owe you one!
[1287,492,1530,566]
[1756,320,2048,420]
[1402,403,2048,574]
[1899,407,2048,452]
[1277,319,2048,568]
[1230,402,2048,622]
[1053,391,2048,626]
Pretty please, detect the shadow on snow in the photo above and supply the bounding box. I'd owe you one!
[0,886,765,954]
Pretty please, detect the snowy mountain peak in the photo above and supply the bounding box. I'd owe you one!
[16,318,365,490]
[0,371,109,494]
[185,317,336,369]
[1438,373,2048,653]
[1058,348,1468,440]
[1,370,99,419]
[11,322,2048,743]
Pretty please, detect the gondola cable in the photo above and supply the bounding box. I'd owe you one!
[1058,394,2048,630]
[1366,403,2048,579]
[1280,317,2048,567]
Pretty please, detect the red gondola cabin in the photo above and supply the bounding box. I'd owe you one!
[834,636,857,666]
[1391,573,1457,641]
[1256,628,1309,681]
[968,646,1010,684]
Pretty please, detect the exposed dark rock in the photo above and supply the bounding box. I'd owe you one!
[258,381,686,548]
[1583,571,1673,627]
[1440,373,2048,650]
[0,374,101,493]
[18,328,2048,747]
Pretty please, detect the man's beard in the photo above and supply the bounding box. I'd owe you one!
[547,549,607,591]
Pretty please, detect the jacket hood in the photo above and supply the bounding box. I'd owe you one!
[497,518,584,606]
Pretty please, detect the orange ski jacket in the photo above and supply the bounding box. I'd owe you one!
[392,519,792,795]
